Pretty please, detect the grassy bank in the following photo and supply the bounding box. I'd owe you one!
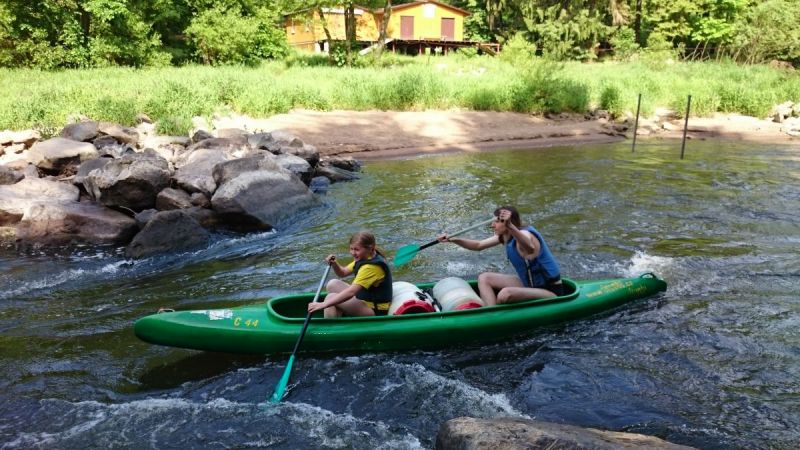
[2,57,798,136]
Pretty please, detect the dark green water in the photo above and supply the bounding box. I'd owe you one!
[1,141,798,449]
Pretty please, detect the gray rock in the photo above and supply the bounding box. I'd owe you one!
[126,209,210,258]
[0,166,23,185]
[309,176,331,193]
[16,201,137,246]
[436,417,696,450]
[211,153,282,186]
[21,164,39,179]
[270,130,304,148]
[216,128,249,140]
[314,163,360,182]
[324,156,362,172]
[98,122,139,146]
[83,151,171,211]
[282,144,320,168]
[0,178,79,225]
[134,208,158,230]
[156,187,193,210]
[173,150,231,196]
[27,137,99,173]
[0,129,40,147]
[184,206,220,229]
[192,130,214,143]
[248,133,282,153]
[189,192,210,208]
[73,158,112,188]
[136,113,153,124]
[60,121,99,142]
[4,143,27,155]
[274,153,312,184]
[92,135,119,150]
[211,170,317,231]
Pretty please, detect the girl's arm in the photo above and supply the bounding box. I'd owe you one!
[506,223,540,258]
[326,255,353,278]
[308,283,362,313]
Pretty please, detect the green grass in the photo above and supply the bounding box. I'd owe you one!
[1,57,798,136]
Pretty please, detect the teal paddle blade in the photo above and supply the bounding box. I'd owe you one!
[270,354,296,403]
[393,244,420,267]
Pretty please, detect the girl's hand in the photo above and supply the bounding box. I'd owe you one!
[308,301,327,313]
[325,254,336,264]
[437,233,450,243]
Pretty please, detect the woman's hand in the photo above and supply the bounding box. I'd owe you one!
[497,209,512,223]
[436,233,450,243]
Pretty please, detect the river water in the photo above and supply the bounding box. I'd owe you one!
[1,140,798,449]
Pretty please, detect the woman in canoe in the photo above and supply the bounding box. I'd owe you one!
[308,231,393,318]
[438,206,563,305]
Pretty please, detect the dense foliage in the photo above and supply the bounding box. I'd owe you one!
[0,0,798,68]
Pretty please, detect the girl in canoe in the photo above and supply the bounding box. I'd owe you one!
[437,206,563,305]
[308,231,393,318]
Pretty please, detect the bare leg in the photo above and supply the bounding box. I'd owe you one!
[477,272,523,306]
[323,280,349,318]
[496,286,557,304]
[334,298,376,317]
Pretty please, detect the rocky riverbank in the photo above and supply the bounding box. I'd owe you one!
[0,117,361,257]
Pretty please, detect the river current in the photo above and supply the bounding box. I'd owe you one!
[1,140,798,449]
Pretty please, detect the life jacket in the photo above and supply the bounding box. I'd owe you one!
[506,225,561,288]
[353,254,393,304]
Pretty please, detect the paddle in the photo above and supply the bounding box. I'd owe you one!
[269,263,332,404]
[394,218,494,267]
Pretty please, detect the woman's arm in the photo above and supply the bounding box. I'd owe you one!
[506,223,540,258]
[446,235,500,251]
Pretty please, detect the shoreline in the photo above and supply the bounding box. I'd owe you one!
[211,109,800,161]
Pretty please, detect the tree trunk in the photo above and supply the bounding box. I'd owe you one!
[634,0,643,46]
[317,7,334,62]
[376,0,392,58]
[344,3,356,66]
[78,3,91,47]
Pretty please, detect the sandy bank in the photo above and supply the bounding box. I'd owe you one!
[212,109,800,160]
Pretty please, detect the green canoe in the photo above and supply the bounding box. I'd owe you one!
[134,273,667,355]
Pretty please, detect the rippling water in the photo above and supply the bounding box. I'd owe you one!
[1,140,799,449]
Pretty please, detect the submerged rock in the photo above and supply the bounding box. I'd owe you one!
[436,417,696,450]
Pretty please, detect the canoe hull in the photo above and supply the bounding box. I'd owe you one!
[134,273,667,355]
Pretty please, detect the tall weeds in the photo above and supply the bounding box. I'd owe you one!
[1,58,797,135]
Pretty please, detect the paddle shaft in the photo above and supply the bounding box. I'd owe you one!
[270,263,331,403]
[418,218,494,251]
[291,264,332,354]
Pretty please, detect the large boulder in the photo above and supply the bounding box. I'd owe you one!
[27,137,99,173]
[60,121,99,142]
[0,166,23,185]
[83,151,171,211]
[125,209,210,258]
[156,187,193,210]
[0,130,40,147]
[211,153,283,186]
[0,178,79,225]
[211,170,317,231]
[274,153,313,185]
[16,201,138,245]
[436,417,696,450]
[73,157,112,188]
[98,122,139,146]
[173,149,231,196]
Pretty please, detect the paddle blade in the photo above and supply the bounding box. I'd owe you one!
[269,354,296,403]
[393,244,420,267]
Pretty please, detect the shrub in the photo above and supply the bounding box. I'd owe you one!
[600,85,623,117]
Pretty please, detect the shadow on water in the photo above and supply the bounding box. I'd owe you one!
[1,140,800,449]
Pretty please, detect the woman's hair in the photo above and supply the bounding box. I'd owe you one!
[350,230,385,257]
[494,206,522,228]
[494,206,523,244]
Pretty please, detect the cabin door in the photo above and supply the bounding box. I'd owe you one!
[441,18,455,40]
[400,16,414,39]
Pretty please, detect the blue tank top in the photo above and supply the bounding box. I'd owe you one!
[506,225,561,288]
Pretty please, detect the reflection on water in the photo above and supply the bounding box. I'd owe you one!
[1,140,799,449]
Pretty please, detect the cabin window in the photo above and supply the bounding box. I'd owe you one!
[423,4,436,18]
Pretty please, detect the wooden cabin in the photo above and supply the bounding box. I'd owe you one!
[284,1,493,55]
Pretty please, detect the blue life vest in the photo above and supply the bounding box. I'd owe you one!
[353,254,393,302]
[506,225,561,288]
